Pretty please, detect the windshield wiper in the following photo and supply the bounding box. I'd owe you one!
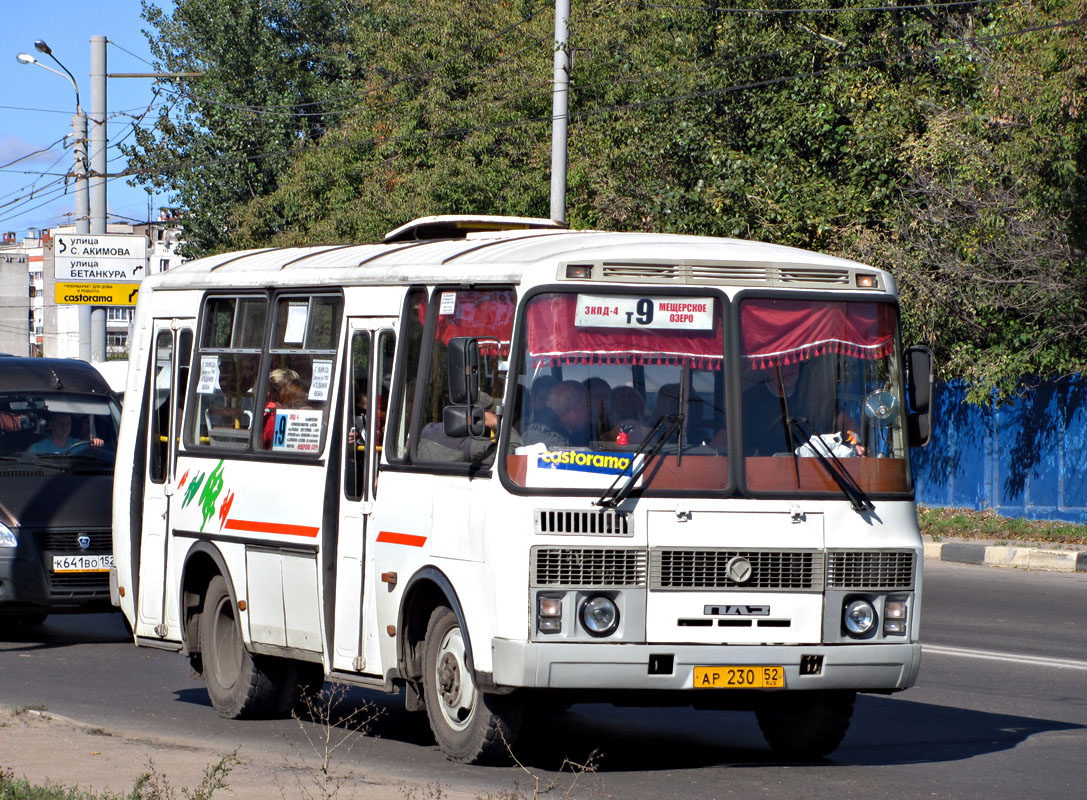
[595,412,683,509]
[787,417,874,514]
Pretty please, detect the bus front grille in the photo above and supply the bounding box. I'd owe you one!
[826,550,916,591]
[535,509,631,536]
[531,547,647,588]
[650,549,823,591]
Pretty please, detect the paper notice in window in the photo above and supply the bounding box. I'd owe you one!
[271,408,323,452]
[309,360,333,401]
[439,292,457,315]
[284,302,308,344]
[197,355,219,395]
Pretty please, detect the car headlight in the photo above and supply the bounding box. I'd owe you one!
[579,594,619,637]
[843,598,876,637]
[0,522,17,548]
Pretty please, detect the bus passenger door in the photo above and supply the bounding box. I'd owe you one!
[332,320,395,673]
[136,319,193,639]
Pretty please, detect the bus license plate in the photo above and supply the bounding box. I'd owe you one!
[52,554,113,573]
[694,665,785,689]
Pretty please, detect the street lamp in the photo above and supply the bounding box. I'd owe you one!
[17,39,92,361]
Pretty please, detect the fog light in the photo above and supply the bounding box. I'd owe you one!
[539,596,562,617]
[843,599,876,636]
[538,595,562,634]
[580,595,619,637]
[884,598,907,635]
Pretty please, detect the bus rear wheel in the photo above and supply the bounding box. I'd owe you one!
[422,606,522,764]
[200,574,283,719]
[755,689,856,760]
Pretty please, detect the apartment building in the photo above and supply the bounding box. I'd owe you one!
[0,212,184,358]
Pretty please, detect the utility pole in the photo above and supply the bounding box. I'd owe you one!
[549,0,571,224]
[89,35,107,362]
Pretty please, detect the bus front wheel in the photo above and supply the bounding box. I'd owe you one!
[422,606,522,764]
[200,574,282,719]
[755,689,856,760]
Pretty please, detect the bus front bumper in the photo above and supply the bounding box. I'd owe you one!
[490,639,922,693]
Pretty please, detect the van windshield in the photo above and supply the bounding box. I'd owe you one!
[0,393,120,467]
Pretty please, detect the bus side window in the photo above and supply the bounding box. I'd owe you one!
[188,296,266,450]
[415,287,515,466]
[258,293,343,454]
[344,331,370,501]
[387,289,427,463]
[374,330,395,495]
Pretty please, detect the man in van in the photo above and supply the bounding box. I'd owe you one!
[26,411,104,455]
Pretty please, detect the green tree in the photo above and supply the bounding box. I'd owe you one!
[230,0,554,246]
[122,0,358,255]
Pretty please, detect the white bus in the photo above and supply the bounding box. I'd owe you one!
[112,215,933,763]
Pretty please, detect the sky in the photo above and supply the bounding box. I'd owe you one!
[0,0,176,240]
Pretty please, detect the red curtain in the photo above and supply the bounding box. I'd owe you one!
[432,289,516,356]
[740,298,896,369]
[525,294,724,369]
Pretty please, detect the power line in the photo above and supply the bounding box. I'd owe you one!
[0,136,69,172]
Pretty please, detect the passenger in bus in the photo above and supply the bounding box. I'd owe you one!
[605,386,649,444]
[262,367,305,448]
[521,380,591,448]
[27,412,103,454]
[583,377,612,442]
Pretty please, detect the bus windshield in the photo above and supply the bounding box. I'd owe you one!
[738,296,910,495]
[506,292,729,492]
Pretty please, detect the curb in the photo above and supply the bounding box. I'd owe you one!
[923,541,1087,572]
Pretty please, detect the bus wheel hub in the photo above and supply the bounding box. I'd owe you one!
[438,653,460,703]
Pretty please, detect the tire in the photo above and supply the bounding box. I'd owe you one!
[755,690,856,760]
[199,574,283,719]
[422,606,522,764]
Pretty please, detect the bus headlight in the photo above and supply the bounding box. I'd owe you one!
[0,523,17,548]
[843,599,876,637]
[580,594,619,637]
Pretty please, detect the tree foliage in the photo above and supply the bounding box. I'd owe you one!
[125,0,1087,399]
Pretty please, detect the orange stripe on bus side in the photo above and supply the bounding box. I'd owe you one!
[223,519,320,538]
[376,531,428,548]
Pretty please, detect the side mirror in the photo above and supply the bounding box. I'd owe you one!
[443,405,486,438]
[447,337,480,406]
[905,345,934,447]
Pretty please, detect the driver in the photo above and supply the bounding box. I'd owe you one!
[26,412,104,455]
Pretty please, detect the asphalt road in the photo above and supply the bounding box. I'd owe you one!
[2,559,1086,799]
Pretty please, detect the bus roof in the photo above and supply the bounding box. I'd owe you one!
[149,220,888,293]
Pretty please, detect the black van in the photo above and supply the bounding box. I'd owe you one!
[0,357,120,626]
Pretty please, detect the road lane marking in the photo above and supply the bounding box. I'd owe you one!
[923,644,1087,671]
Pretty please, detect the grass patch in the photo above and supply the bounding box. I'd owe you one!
[918,505,1087,545]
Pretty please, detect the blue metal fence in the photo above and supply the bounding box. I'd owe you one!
[910,376,1087,522]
